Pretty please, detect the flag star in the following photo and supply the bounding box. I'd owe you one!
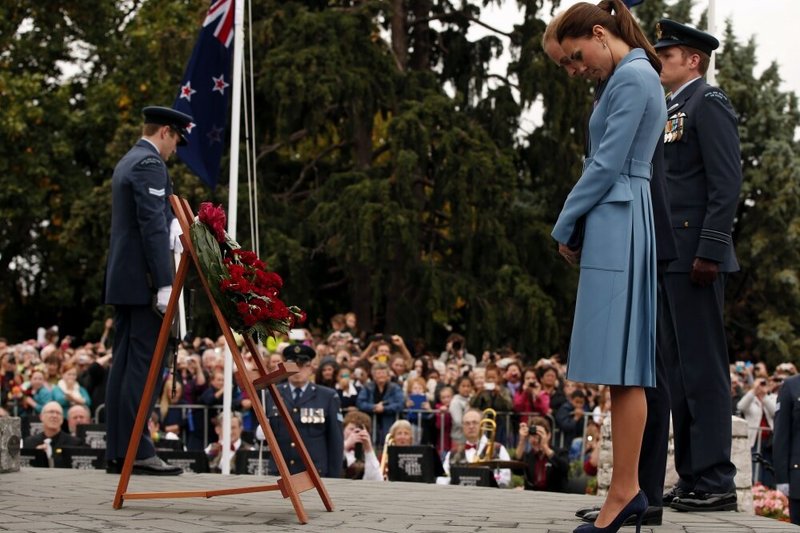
[186,122,196,134]
[179,81,197,101]
[212,74,230,95]
[207,125,224,144]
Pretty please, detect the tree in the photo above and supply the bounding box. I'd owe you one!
[715,24,800,364]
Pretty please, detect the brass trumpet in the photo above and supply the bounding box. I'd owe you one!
[379,432,394,480]
[473,408,497,463]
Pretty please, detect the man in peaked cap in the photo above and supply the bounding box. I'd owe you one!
[104,106,193,475]
[654,20,742,512]
[261,343,343,478]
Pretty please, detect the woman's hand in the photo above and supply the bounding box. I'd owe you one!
[558,243,580,265]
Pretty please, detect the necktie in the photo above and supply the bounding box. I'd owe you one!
[293,387,302,403]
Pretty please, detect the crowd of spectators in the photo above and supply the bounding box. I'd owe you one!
[0,312,795,491]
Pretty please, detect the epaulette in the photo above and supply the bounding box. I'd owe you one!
[704,89,729,103]
[135,156,163,170]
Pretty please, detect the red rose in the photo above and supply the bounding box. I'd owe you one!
[198,202,227,243]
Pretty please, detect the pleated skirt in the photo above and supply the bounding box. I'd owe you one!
[565,176,657,387]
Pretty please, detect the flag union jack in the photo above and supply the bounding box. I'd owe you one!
[173,0,235,189]
[204,0,235,48]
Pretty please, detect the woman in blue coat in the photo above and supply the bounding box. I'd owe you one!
[551,2,667,532]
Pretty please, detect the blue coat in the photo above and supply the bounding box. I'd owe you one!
[552,49,666,387]
[265,382,343,478]
[105,139,174,305]
[356,381,404,441]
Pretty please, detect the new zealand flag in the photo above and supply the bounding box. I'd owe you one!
[173,0,235,189]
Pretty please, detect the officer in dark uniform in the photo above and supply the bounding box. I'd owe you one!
[263,344,343,478]
[104,106,192,475]
[653,20,742,511]
[773,374,800,525]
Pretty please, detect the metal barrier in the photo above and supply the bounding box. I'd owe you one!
[92,402,225,450]
[368,409,594,458]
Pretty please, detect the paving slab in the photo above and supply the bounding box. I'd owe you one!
[0,468,798,532]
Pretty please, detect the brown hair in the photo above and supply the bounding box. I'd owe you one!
[528,415,552,434]
[142,123,162,136]
[541,11,565,49]
[556,0,661,73]
[343,410,372,433]
[678,45,711,75]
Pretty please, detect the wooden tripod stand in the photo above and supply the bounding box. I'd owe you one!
[112,195,333,524]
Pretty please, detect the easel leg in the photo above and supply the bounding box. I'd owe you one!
[113,253,189,509]
[265,383,335,512]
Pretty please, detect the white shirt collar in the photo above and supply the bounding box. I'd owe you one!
[670,77,702,101]
[140,137,161,155]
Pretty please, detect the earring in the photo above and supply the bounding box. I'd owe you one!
[602,41,607,49]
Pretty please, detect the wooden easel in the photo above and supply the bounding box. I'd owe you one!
[112,195,333,524]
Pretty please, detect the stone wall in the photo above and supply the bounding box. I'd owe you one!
[0,417,21,473]
[597,414,753,514]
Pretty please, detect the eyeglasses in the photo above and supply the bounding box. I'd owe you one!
[42,410,62,416]
[340,373,350,378]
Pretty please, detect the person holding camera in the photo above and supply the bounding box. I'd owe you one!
[342,411,382,480]
[356,362,404,445]
[513,366,551,418]
[437,333,476,368]
[516,416,569,492]
[737,374,777,486]
[469,364,513,414]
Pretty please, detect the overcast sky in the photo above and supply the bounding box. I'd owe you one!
[478,0,800,97]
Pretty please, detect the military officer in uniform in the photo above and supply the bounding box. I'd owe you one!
[653,20,742,511]
[104,106,192,475]
[772,374,800,525]
[262,344,343,478]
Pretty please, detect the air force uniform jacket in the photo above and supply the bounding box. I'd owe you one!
[105,139,174,305]
[773,375,800,498]
[663,79,741,272]
[265,382,344,478]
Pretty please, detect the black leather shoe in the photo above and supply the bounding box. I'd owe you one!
[662,486,689,504]
[670,491,737,512]
[575,505,601,519]
[132,455,183,476]
[582,506,662,526]
[105,459,122,474]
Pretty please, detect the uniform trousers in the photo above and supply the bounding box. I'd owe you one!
[663,273,736,493]
[106,305,164,461]
[638,274,673,507]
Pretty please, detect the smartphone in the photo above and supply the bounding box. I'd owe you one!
[289,329,305,341]
[354,442,364,461]
[484,382,496,391]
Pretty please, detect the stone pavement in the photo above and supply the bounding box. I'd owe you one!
[1,468,798,533]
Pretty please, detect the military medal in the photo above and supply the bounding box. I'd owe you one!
[664,112,685,144]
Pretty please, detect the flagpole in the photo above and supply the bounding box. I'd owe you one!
[221,0,245,476]
[706,0,716,85]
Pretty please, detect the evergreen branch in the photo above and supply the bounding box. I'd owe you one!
[487,73,520,91]
[413,14,513,38]
[280,141,350,199]
[371,143,391,161]
[256,129,309,163]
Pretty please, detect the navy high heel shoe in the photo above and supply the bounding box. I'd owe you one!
[573,490,648,533]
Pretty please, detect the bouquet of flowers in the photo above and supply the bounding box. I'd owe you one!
[752,482,790,522]
[190,202,304,340]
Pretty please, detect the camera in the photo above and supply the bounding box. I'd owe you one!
[452,341,462,351]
